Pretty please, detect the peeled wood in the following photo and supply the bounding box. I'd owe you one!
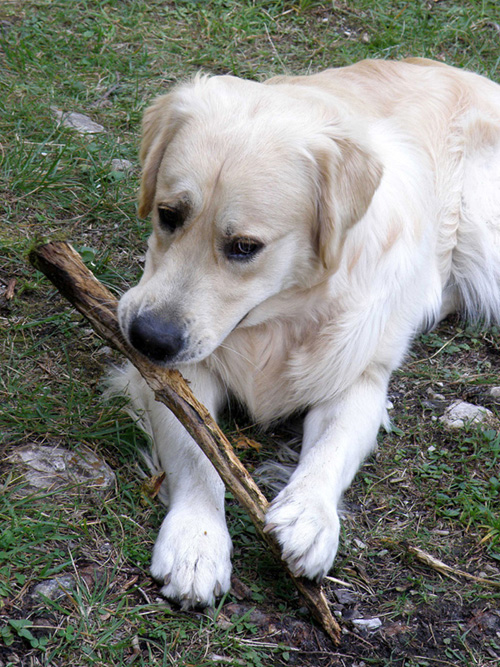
[29,240,341,644]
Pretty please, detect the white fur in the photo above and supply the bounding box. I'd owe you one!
[112,58,500,607]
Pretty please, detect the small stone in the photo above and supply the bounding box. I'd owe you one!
[489,387,500,399]
[33,575,76,601]
[352,617,382,631]
[439,400,498,430]
[427,388,446,401]
[111,158,133,173]
[52,107,105,134]
[8,444,116,494]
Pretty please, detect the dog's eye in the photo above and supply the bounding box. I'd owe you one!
[225,237,263,261]
[157,205,185,233]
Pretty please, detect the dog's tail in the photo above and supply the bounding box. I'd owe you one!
[450,219,500,326]
[449,110,500,326]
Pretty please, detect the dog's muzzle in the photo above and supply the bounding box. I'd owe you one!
[128,312,186,363]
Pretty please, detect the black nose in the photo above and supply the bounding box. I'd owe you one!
[128,313,185,362]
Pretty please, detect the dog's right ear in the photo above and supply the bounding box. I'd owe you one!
[138,93,184,218]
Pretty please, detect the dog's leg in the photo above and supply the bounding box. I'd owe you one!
[265,364,389,580]
[119,362,232,608]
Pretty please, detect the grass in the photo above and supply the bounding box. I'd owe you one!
[1,0,500,665]
[0,483,275,666]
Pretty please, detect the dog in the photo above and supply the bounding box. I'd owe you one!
[113,58,500,609]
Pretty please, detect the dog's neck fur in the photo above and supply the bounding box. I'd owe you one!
[205,278,334,424]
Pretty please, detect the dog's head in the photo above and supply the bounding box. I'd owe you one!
[118,74,382,365]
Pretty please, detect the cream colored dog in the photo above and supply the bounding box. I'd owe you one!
[115,58,500,608]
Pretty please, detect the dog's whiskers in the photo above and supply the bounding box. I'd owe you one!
[217,342,258,369]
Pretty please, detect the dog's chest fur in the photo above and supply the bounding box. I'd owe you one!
[207,305,332,424]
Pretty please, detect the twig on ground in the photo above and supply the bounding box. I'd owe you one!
[324,575,354,588]
[29,240,341,645]
[407,333,460,366]
[407,545,500,589]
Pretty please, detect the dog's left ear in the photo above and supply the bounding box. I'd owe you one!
[313,130,383,271]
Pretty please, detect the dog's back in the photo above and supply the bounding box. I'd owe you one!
[270,59,500,326]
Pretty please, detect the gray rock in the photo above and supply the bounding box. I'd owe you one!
[9,444,115,494]
[352,617,382,631]
[52,107,105,134]
[33,575,76,601]
[439,400,498,430]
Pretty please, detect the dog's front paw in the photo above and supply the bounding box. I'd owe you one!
[265,484,340,580]
[150,509,232,609]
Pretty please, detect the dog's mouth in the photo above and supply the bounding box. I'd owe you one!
[120,284,263,367]
[126,313,257,367]
[232,309,252,331]
[123,309,245,366]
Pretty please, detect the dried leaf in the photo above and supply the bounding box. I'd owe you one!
[141,472,166,500]
[233,433,262,452]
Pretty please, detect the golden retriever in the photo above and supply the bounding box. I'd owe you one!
[113,58,500,608]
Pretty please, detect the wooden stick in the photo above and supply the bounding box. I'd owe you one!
[29,240,341,644]
[407,545,500,589]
